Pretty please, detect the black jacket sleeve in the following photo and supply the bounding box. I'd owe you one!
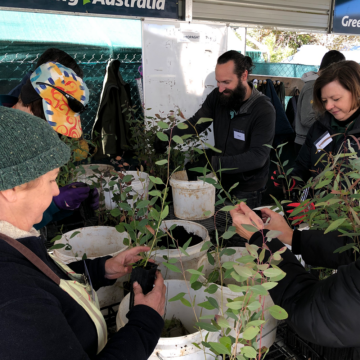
[171,90,216,138]
[68,256,116,291]
[0,296,163,360]
[102,305,164,359]
[292,230,356,268]
[250,230,360,348]
[212,101,275,174]
[290,122,317,182]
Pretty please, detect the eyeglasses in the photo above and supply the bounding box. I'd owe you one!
[36,82,87,114]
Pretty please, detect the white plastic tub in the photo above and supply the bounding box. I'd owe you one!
[116,280,219,359]
[197,247,277,352]
[170,170,216,220]
[54,226,129,308]
[153,220,210,281]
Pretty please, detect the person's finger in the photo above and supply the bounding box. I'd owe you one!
[133,281,144,296]
[230,208,239,218]
[154,270,164,288]
[125,246,151,256]
[124,255,144,266]
[261,207,276,217]
[239,202,252,214]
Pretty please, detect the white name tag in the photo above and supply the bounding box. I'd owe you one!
[315,131,332,151]
[234,129,245,141]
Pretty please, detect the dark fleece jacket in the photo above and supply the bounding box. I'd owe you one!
[0,235,163,360]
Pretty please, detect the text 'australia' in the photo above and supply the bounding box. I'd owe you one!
[65,0,165,10]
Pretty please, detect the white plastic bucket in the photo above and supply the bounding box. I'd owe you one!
[170,170,215,220]
[116,280,219,359]
[197,247,277,352]
[153,220,210,281]
[54,226,129,308]
[74,164,117,210]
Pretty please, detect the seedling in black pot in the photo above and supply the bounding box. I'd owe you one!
[129,261,158,310]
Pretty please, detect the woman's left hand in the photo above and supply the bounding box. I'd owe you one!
[104,246,151,280]
[230,202,264,241]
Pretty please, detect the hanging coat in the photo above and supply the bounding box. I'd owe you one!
[92,60,132,156]
[264,80,294,147]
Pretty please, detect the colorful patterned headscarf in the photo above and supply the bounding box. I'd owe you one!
[30,62,89,139]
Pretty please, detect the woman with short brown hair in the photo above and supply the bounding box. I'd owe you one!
[291,60,360,187]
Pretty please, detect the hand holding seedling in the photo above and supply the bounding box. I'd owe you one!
[230,202,264,240]
[133,270,166,316]
[262,207,293,244]
[104,246,151,280]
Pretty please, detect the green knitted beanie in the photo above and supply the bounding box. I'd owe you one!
[0,107,71,191]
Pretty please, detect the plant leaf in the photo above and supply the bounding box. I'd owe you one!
[241,346,257,358]
[324,218,347,234]
[234,265,253,278]
[204,142,222,153]
[209,342,230,355]
[158,121,169,129]
[69,231,81,239]
[49,244,66,250]
[243,326,260,340]
[268,305,288,320]
[163,262,182,273]
[156,132,168,141]
[155,159,168,165]
[180,298,191,307]
[168,292,186,302]
[196,117,213,125]
[195,322,219,332]
[177,122,188,129]
[172,135,184,144]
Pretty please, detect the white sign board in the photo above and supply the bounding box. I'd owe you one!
[142,21,228,145]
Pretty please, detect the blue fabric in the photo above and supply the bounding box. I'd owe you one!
[264,80,294,136]
[7,71,32,97]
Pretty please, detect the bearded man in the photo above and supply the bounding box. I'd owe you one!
[154,50,275,208]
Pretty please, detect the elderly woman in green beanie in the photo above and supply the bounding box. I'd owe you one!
[0,107,166,360]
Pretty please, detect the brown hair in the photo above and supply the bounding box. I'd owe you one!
[313,60,360,113]
[18,95,46,120]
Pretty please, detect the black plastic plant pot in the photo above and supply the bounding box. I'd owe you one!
[129,261,158,310]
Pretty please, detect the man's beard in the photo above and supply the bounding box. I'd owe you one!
[219,82,247,110]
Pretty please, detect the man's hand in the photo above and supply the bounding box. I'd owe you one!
[104,246,151,280]
[133,270,166,316]
[261,208,293,245]
[230,202,264,241]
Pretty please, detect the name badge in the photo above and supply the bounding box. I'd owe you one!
[315,131,332,151]
[234,128,245,141]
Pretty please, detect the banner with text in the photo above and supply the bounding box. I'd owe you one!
[333,0,360,34]
[0,0,178,20]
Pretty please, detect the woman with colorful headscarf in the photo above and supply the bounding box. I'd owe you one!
[1,61,99,228]
[0,107,166,360]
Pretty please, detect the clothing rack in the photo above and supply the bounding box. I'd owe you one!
[248,75,304,96]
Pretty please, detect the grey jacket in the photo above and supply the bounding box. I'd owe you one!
[295,71,319,145]
[172,85,276,191]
